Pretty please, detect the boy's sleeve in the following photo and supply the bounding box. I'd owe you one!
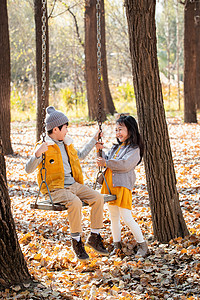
[25,154,42,173]
[76,137,97,160]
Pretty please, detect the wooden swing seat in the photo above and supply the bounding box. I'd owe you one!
[30,194,116,211]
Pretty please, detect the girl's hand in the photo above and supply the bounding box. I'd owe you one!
[96,157,106,167]
[35,142,48,158]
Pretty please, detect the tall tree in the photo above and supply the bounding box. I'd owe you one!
[176,0,181,110]
[34,0,49,141]
[184,1,197,123]
[85,0,115,121]
[0,138,7,184]
[125,0,189,243]
[195,3,200,110]
[164,0,172,107]
[0,0,13,155]
[0,154,31,287]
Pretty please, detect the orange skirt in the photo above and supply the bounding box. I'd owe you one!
[101,168,132,210]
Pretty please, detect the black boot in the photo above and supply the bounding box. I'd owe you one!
[86,233,109,255]
[71,238,89,261]
[110,242,121,256]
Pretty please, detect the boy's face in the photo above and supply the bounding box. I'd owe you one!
[53,124,68,141]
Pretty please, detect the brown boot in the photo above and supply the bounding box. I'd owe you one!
[86,233,109,255]
[110,242,121,256]
[136,241,149,258]
[71,238,89,261]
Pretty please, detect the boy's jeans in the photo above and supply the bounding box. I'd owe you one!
[50,182,104,233]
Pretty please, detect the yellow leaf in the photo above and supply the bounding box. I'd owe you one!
[181,248,187,254]
[34,253,42,261]
[112,285,119,291]
[62,226,68,232]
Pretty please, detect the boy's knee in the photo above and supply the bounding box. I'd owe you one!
[68,197,82,210]
[97,195,104,206]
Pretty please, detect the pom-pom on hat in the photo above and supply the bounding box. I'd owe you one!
[45,106,69,131]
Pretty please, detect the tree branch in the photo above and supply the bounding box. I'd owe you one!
[48,0,57,19]
[68,8,84,48]
[48,1,84,48]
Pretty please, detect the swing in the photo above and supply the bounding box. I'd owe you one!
[30,0,116,211]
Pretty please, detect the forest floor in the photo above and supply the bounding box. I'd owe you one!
[1,116,200,300]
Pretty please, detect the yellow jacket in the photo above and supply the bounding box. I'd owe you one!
[37,138,83,195]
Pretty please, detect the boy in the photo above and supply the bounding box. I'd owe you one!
[25,106,109,261]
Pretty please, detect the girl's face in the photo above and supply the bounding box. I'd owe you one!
[115,123,129,143]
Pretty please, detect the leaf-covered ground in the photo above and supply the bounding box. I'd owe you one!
[2,117,200,299]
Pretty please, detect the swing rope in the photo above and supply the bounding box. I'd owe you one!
[31,0,115,211]
[94,0,115,198]
[34,0,55,210]
[94,0,105,189]
[96,0,102,138]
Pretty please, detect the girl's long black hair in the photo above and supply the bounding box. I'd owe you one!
[116,115,144,164]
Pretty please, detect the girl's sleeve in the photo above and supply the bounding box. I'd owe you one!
[106,147,140,173]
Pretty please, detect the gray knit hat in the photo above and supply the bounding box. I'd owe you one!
[45,106,69,131]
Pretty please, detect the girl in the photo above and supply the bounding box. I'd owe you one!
[96,115,149,257]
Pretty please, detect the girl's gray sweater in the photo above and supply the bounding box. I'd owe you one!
[102,144,140,191]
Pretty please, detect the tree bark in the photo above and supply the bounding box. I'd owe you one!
[0,175,31,287]
[195,4,200,110]
[85,0,115,121]
[165,0,171,108]
[125,0,189,243]
[176,1,181,110]
[184,2,197,123]
[0,0,13,155]
[0,139,6,185]
[34,0,49,141]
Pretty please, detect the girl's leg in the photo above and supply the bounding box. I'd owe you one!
[119,207,144,243]
[107,204,121,242]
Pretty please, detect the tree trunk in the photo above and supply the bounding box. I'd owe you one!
[0,139,7,185]
[125,0,189,243]
[0,175,31,287]
[176,1,181,110]
[34,0,49,141]
[184,1,197,123]
[195,4,200,110]
[100,1,115,115]
[165,0,171,108]
[0,0,13,155]
[85,0,115,121]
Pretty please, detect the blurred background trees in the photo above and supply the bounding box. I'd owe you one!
[6,0,191,121]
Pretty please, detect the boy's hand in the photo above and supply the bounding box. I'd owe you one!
[35,142,48,158]
[96,157,106,167]
[96,141,104,151]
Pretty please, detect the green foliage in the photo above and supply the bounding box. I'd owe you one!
[115,83,135,102]
[8,0,35,84]
[111,83,137,115]
[162,84,184,111]
[11,84,36,121]
[60,88,73,108]
[156,0,184,80]
[60,88,86,109]
[7,0,185,122]
[11,87,23,111]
